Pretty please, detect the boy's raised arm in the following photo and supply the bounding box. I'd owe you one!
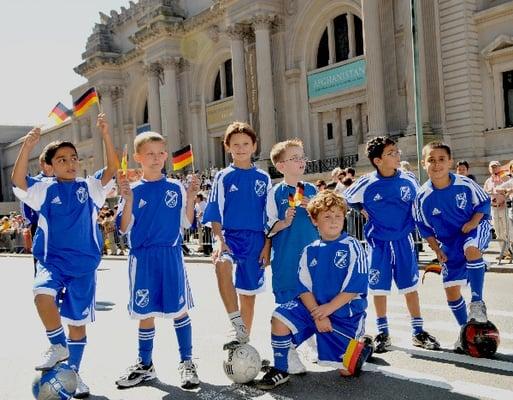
[96,113,119,186]
[11,127,41,191]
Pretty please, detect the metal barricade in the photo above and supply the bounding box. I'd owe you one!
[498,203,513,264]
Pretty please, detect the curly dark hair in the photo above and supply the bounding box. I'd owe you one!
[366,136,396,169]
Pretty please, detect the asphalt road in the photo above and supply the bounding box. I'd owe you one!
[1,255,512,400]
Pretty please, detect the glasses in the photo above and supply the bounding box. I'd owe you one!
[384,149,402,157]
[279,156,309,163]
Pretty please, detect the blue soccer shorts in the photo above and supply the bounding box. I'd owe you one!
[367,234,419,295]
[273,299,366,368]
[220,229,266,295]
[440,219,492,288]
[33,262,96,326]
[128,245,194,319]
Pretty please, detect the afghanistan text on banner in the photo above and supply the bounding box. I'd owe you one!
[74,87,99,117]
[48,102,72,124]
[172,145,193,170]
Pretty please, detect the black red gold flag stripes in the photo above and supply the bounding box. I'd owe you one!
[73,87,99,117]
[172,145,194,170]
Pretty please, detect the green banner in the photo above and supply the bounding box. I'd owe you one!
[307,59,366,99]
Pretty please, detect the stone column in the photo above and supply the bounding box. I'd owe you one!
[144,63,162,134]
[253,15,277,161]
[189,101,202,170]
[327,20,336,65]
[285,68,301,139]
[227,25,249,122]
[362,0,387,137]
[219,63,227,99]
[347,12,355,58]
[160,57,181,155]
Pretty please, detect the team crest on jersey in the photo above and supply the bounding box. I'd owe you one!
[441,263,448,278]
[76,187,88,204]
[254,180,266,197]
[280,301,299,310]
[165,190,178,208]
[135,289,150,308]
[400,186,412,202]
[456,193,467,210]
[333,250,348,269]
[369,269,380,285]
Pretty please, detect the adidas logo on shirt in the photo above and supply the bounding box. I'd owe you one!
[373,193,382,201]
[229,184,239,192]
[432,208,441,216]
[51,196,62,205]
[309,258,318,267]
[138,199,147,208]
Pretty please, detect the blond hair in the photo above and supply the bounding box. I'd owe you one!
[270,138,304,166]
[307,190,347,220]
[134,131,166,153]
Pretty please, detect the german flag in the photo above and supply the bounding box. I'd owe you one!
[172,144,194,170]
[294,181,305,206]
[48,102,72,124]
[73,87,99,117]
[288,193,295,208]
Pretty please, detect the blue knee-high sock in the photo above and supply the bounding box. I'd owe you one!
[138,328,155,366]
[271,334,292,372]
[376,317,389,335]
[174,315,192,362]
[67,336,87,372]
[47,326,67,347]
[467,259,486,302]
[448,297,467,326]
[411,317,424,336]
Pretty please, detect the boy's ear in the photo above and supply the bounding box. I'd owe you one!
[373,156,382,167]
[133,152,141,163]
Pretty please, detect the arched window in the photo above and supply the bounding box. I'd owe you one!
[213,59,234,101]
[316,13,364,69]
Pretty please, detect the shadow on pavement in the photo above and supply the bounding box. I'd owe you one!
[95,300,116,311]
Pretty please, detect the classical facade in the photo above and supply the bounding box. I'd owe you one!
[2,0,513,202]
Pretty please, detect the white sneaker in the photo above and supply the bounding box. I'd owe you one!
[74,373,90,399]
[179,360,200,389]
[468,300,487,323]
[115,359,156,388]
[35,344,69,371]
[287,345,306,375]
[224,325,249,350]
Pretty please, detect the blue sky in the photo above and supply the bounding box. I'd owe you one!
[0,1,126,126]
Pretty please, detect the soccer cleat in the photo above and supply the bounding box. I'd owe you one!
[258,367,290,390]
[178,360,200,390]
[287,345,307,375]
[73,373,90,399]
[454,334,464,354]
[35,344,69,371]
[412,331,441,350]
[373,333,391,354]
[223,326,250,350]
[115,360,156,388]
[468,301,488,324]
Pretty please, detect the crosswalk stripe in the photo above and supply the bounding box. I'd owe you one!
[363,364,513,400]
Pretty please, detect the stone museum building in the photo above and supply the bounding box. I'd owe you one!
[2,0,513,201]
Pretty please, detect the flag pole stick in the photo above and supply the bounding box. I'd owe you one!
[96,87,104,114]
[191,144,196,175]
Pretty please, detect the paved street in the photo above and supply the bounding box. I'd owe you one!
[1,254,513,400]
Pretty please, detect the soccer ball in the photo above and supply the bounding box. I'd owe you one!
[223,344,262,384]
[32,363,77,400]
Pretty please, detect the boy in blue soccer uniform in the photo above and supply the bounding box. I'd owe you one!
[259,190,369,389]
[115,132,201,390]
[203,122,271,349]
[344,136,439,353]
[11,114,117,398]
[414,141,491,351]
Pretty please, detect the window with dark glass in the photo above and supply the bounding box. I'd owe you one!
[346,119,353,136]
[317,29,330,68]
[333,14,349,62]
[143,102,148,123]
[225,59,233,98]
[213,73,222,101]
[327,123,334,140]
[503,70,513,127]
[354,16,364,56]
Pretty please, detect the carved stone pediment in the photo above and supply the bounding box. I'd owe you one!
[481,34,513,73]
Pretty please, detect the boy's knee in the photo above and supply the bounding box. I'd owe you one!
[215,260,232,276]
[34,293,54,306]
[271,317,290,335]
[464,246,481,260]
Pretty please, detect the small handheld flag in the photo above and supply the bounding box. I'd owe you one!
[288,193,295,208]
[332,328,373,376]
[74,87,99,117]
[121,144,128,176]
[421,263,442,284]
[172,144,194,171]
[48,102,72,124]
[294,182,305,206]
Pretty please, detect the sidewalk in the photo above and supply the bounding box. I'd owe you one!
[2,239,513,272]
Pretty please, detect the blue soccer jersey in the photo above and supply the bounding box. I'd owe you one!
[344,170,419,241]
[20,172,53,227]
[266,181,319,301]
[12,170,111,276]
[202,164,271,231]
[298,232,368,319]
[413,173,491,243]
[117,176,190,249]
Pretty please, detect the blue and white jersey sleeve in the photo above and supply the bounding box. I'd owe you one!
[176,179,191,230]
[340,238,369,294]
[465,177,491,216]
[297,247,313,294]
[413,188,436,239]
[343,174,372,209]
[12,176,54,212]
[85,169,112,208]
[265,185,280,237]
[202,170,225,225]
